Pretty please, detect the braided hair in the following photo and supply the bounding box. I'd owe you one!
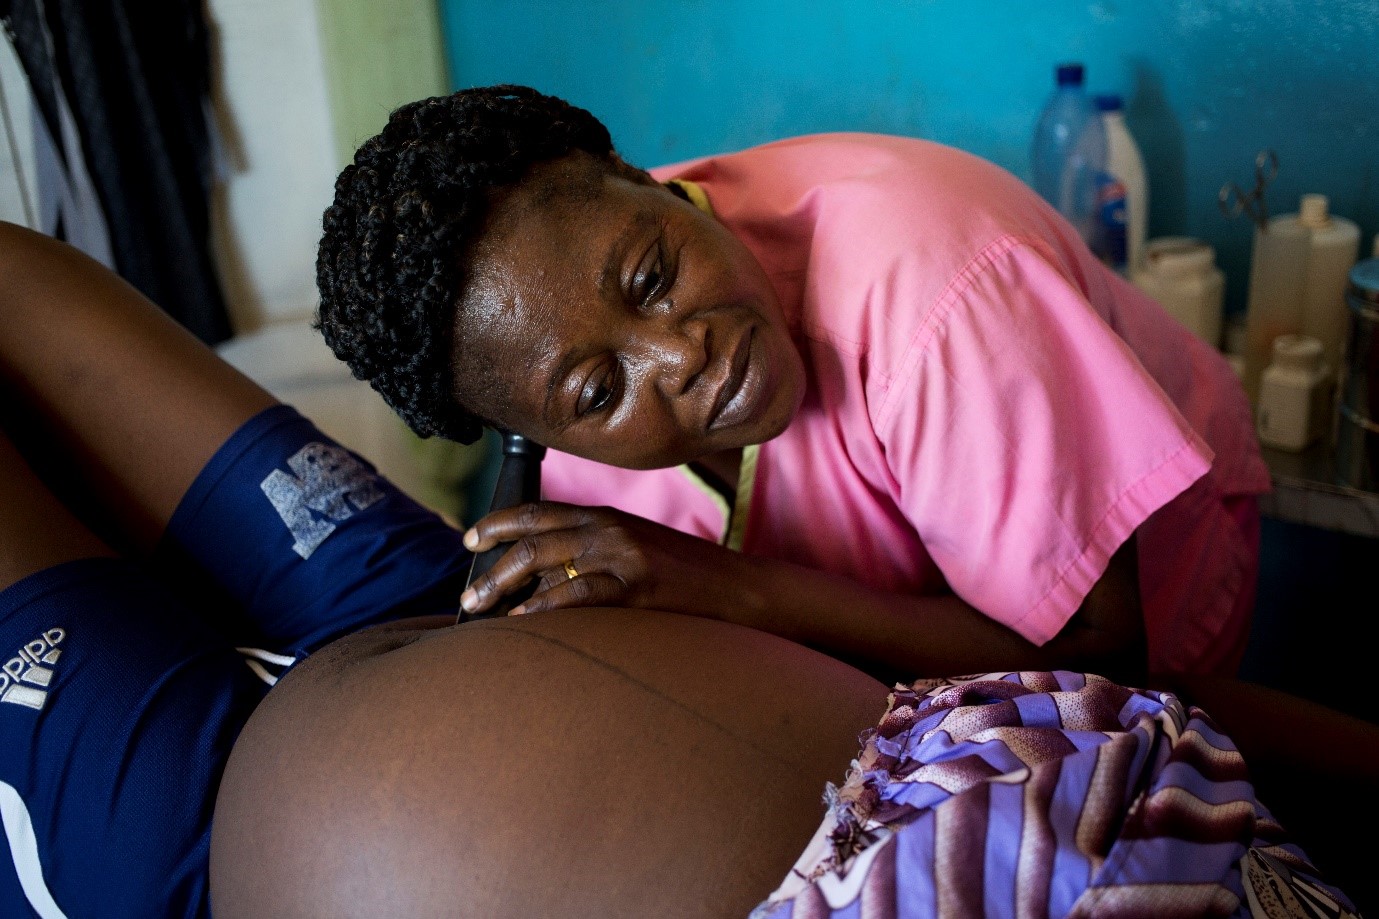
[315,85,616,443]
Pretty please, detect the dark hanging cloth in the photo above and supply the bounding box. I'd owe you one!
[1,0,232,345]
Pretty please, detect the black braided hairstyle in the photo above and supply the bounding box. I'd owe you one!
[315,85,617,444]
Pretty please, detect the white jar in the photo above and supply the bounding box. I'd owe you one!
[1256,334,1332,451]
[1131,237,1225,348]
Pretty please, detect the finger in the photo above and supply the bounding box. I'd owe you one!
[513,572,630,616]
[460,529,587,615]
[463,501,592,552]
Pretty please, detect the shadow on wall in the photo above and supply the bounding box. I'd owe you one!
[1125,60,1186,244]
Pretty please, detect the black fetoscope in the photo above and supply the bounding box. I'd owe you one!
[457,431,546,622]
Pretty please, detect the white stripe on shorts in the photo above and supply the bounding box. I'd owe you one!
[0,780,69,918]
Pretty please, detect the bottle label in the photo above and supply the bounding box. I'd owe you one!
[1093,171,1128,270]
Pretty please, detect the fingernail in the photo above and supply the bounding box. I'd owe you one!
[463,529,479,550]
[460,588,477,612]
[508,604,526,617]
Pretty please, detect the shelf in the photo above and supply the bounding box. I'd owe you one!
[1258,440,1379,538]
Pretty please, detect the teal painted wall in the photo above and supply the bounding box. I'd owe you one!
[439,0,1379,318]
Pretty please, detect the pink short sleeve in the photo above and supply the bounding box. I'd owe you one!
[876,237,1213,645]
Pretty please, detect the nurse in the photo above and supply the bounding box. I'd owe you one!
[316,84,1270,682]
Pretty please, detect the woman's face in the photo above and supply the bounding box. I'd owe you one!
[454,153,805,469]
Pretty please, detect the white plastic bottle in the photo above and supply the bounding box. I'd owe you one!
[1030,63,1107,249]
[1256,333,1332,451]
[1095,94,1147,275]
[1296,194,1361,377]
[1240,195,1360,405]
[1241,218,1311,404]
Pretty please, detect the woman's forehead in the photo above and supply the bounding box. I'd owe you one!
[470,157,669,310]
[484,151,621,235]
[454,161,648,427]
[470,186,622,307]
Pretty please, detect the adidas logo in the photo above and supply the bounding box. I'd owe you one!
[1,628,65,710]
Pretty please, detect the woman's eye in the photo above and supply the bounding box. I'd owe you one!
[578,371,616,416]
[589,382,613,412]
[636,247,665,303]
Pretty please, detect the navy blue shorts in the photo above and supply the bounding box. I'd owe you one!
[0,404,470,917]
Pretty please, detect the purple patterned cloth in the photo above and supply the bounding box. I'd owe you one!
[753,672,1359,919]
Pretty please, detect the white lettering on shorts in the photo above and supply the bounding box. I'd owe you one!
[0,628,65,711]
[261,442,385,559]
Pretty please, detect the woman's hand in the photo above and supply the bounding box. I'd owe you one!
[457,501,1148,687]
[458,501,741,618]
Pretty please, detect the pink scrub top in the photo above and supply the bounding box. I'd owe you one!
[540,133,1271,675]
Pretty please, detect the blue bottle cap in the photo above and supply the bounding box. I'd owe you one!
[1055,63,1085,86]
[1095,94,1123,112]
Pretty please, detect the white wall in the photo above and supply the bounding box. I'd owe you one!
[0,26,37,229]
[207,0,340,332]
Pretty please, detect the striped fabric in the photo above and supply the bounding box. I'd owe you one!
[754,672,1358,919]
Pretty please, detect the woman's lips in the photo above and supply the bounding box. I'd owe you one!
[708,326,760,430]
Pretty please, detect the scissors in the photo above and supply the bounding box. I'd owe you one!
[1218,149,1279,231]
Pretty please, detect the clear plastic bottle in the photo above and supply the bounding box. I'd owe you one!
[1030,63,1107,249]
[1096,94,1147,275]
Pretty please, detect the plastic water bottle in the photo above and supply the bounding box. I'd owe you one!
[1031,63,1091,204]
[1030,62,1107,249]
[1096,94,1147,275]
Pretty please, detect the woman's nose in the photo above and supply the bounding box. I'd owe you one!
[635,312,709,397]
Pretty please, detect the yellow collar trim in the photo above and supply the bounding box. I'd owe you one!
[725,443,759,552]
[676,443,760,551]
[678,463,732,531]
[667,178,713,216]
